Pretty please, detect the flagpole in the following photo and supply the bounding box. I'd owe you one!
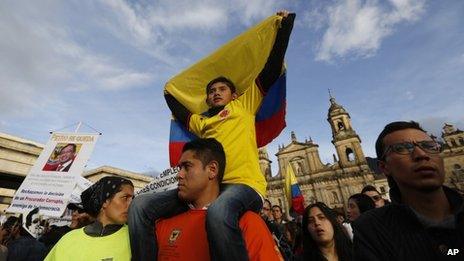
[74,122,82,133]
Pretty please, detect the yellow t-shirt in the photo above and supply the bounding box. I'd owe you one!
[44,225,131,261]
[189,84,267,196]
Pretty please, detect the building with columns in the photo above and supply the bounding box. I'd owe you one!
[262,99,464,216]
[263,96,389,215]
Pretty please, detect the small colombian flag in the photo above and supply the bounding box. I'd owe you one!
[284,164,305,215]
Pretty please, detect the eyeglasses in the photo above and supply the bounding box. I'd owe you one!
[371,195,382,202]
[382,140,441,159]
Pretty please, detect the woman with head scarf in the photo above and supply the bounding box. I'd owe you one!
[45,176,134,261]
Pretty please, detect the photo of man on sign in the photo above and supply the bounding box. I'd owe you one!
[42,143,81,172]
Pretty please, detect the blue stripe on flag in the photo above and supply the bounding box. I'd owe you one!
[255,73,286,121]
[291,184,302,198]
[170,120,197,142]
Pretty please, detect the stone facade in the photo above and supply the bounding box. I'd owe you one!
[263,97,390,216]
[441,123,464,193]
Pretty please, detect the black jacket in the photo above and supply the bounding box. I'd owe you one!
[7,235,47,261]
[352,186,464,260]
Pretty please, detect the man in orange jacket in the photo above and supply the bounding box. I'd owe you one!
[155,138,283,261]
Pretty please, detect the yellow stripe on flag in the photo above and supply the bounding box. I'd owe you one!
[164,15,283,114]
[284,163,298,207]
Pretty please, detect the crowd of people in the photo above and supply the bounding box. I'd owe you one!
[1,120,462,261]
[1,9,463,261]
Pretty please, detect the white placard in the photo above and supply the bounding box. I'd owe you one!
[69,176,93,203]
[7,132,99,217]
[136,167,179,196]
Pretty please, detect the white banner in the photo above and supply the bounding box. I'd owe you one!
[7,132,99,217]
[136,167,179,196]
[69,176,93,203]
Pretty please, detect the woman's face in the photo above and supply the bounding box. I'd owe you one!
[347,199,361,222]
[101,184,134,225]
[272,206,283,221]
[307,206,334,246]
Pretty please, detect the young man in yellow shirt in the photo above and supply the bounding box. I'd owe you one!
[129,10,294,261]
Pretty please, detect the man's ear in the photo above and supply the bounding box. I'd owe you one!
[232,93,238,100]
[378,160,390,176]
[207,161,219,180]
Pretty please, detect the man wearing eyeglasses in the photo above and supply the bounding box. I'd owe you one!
[353,121,464,260]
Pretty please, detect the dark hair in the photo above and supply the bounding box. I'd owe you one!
[263,199,272,207]
[182,138,226,183]
[361,185,380,194]
[302,202,352,261]
[205,76,237,95]
[348,193,375,214]
[284,221,302,251]
[375,121,426,199]
[60,143,77,154]
[1,216,21,245]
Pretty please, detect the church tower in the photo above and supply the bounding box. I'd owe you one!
[327,93,366,168]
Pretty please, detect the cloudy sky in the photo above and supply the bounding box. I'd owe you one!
[1,0,463,176]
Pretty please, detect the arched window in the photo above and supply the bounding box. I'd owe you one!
[459,137,464,145]
[332,191,339,203]
[450,138,458,147]
[380,186,386,193]
[346,148,355,162]
[297,162,304,174]
[337,121,345,131]
[454,164,462,170]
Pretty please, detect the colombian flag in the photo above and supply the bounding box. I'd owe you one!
[166,15,287,166]
[285,164,305,215]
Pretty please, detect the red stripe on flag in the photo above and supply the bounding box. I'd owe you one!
[169,142,186,166]
[255,102,286,147]
[292,195,305,215]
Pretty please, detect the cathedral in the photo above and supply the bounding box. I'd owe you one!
[260,96,464,216]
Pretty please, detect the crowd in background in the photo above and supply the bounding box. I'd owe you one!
[259,185,387,260]
[1,120,463,261]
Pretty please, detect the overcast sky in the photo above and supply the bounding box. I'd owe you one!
[1,0,463,176]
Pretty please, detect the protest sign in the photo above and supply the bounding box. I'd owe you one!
[7,132,99,217]
[69,176,93,204]
[136,166,179,196]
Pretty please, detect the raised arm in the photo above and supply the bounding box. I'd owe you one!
[164,92,192,127]
[256,11,295,94]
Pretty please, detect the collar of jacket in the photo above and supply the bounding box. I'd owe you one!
[83,221,123,237]
[390,185,464,224]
